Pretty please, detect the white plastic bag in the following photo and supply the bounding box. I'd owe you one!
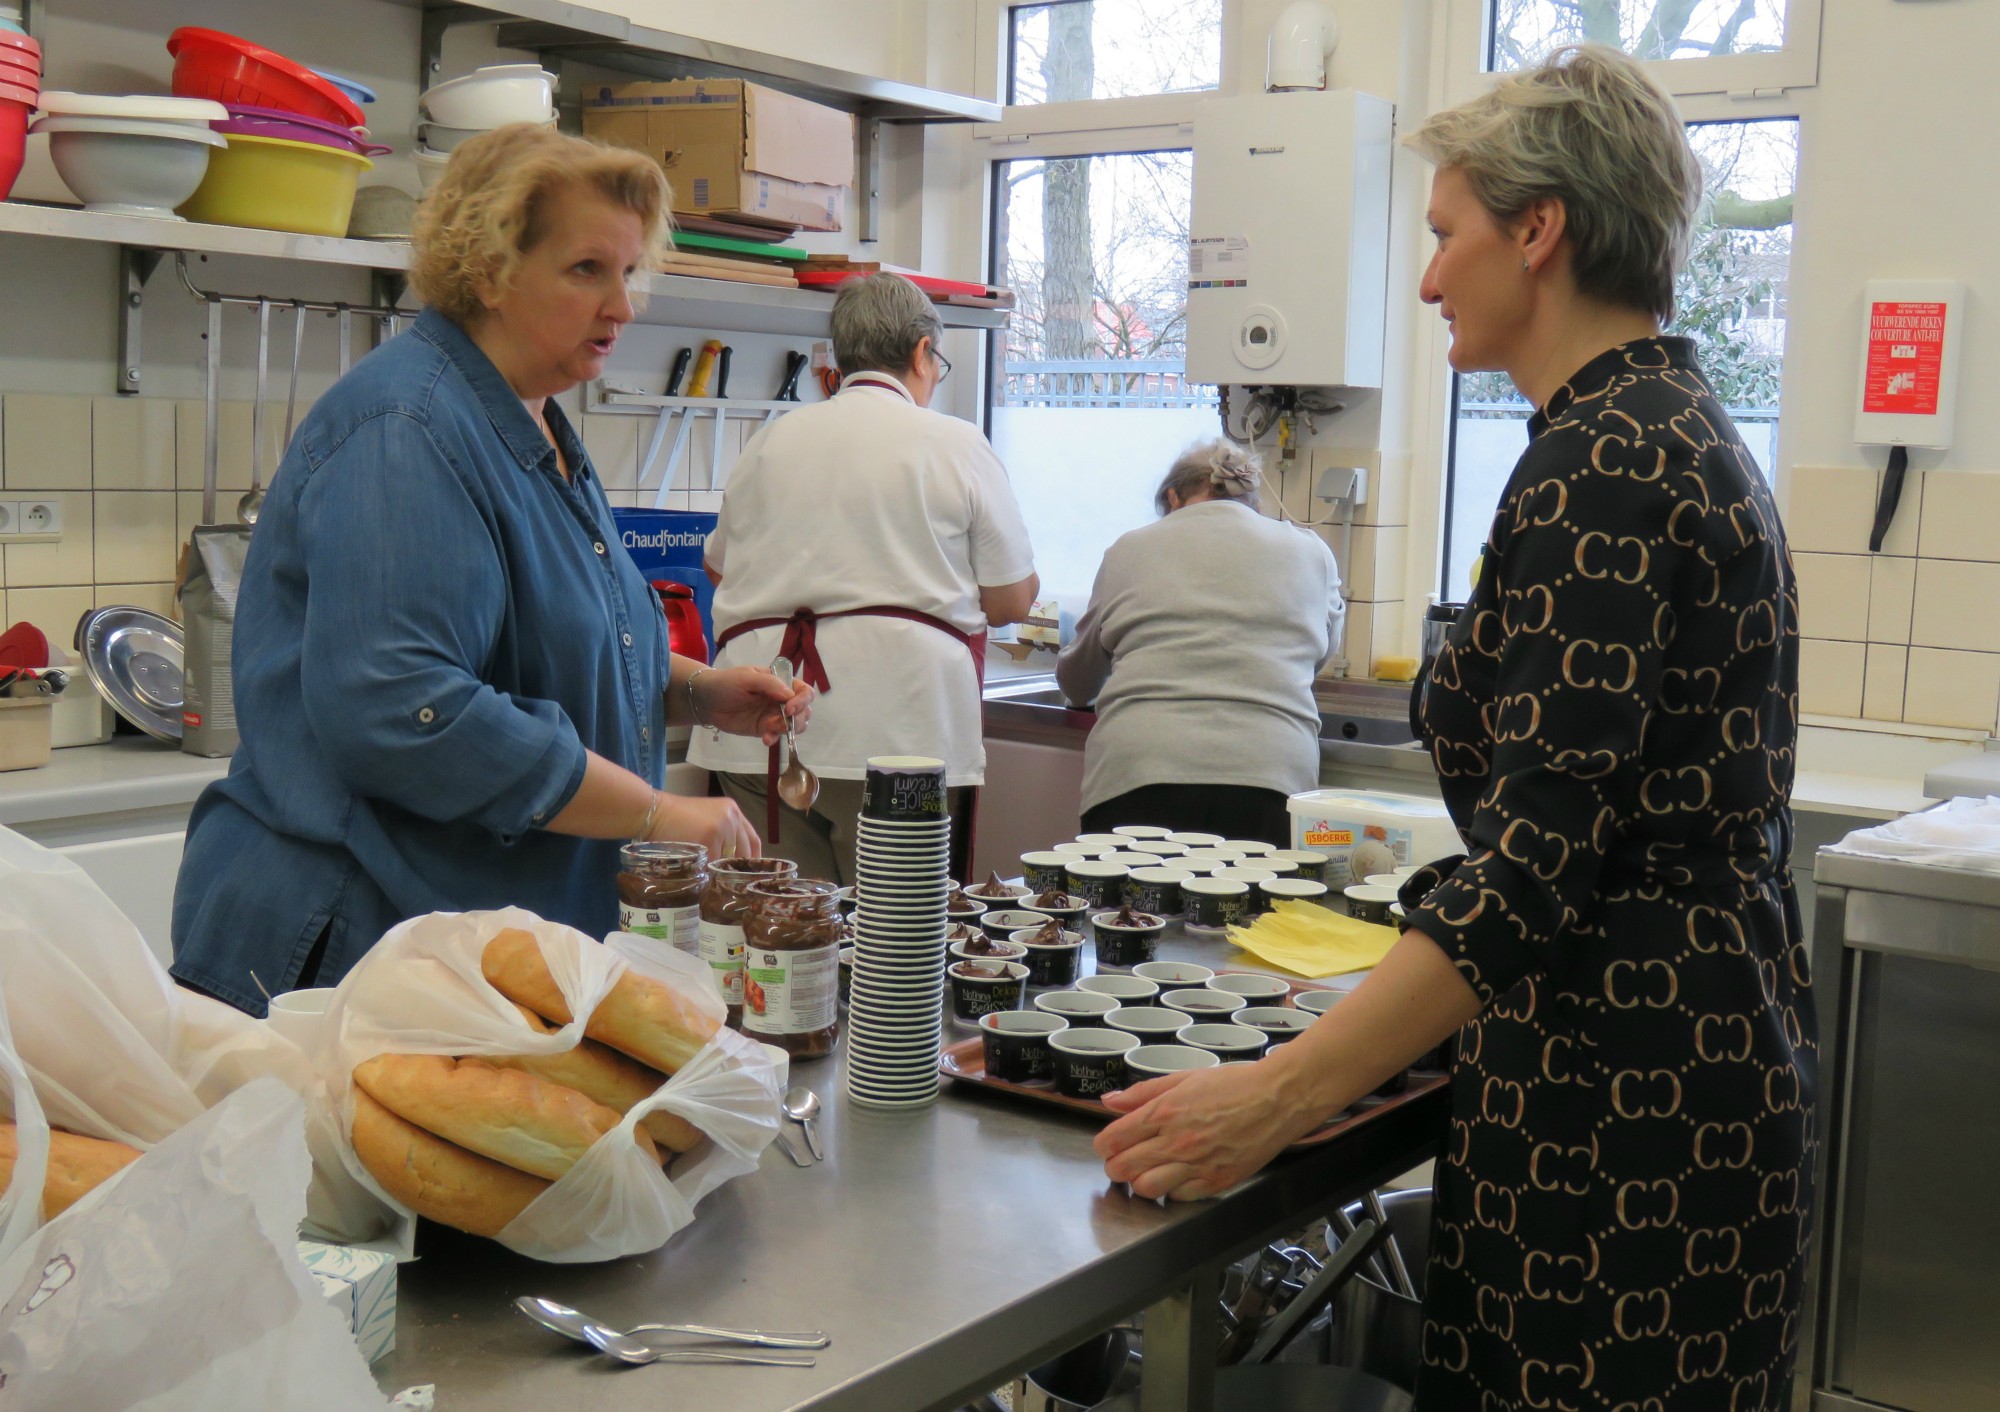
[0,827,315,1259]
[0,1077,390,1411]
[315,907,786,1262]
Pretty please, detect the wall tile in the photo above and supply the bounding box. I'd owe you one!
[582,412,641,491]
[1344,526,1408,605]
[0,589,6,631]
[683,491,724,516]
[95,582,176,620]
[2,394,92,491]
[1905,647,2000,732]
[1910,559,2000,653]
[1917,471,2000,562]
[93,492,179,585]
[1862,644,1907,722]
[3,492,93,586]
[1799,638,1865,717]
[1867,556,1915,643]
[5,585,96,645]
[176,400,255,493]
[1785,464,1920,557]
[91,397,178,491]
[1342,599,1405,677]
[176,491,210,545]
[1791,551,1870,642]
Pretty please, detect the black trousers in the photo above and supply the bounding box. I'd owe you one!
[1080,784,1293,849]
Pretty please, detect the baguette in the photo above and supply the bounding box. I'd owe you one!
[487,1003,703,1154]
[0,1123,142,1219]
[481,928,720,1076]
[352,1053,658,1181]
[349,1088,548,1238]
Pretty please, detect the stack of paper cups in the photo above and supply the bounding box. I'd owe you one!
[843,755,950,1109]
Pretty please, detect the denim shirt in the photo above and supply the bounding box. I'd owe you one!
[170,308,670,1013]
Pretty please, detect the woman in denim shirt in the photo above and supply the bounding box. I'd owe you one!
[170,126,807,1014]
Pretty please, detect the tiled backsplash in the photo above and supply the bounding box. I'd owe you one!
[0,391,732,650]
[1790,464,2000,733]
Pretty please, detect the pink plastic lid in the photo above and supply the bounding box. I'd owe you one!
[215,103,389,156]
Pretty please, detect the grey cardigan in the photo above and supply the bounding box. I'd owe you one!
[1054,499,1343,813]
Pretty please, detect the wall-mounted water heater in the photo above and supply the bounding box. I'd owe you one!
[1185,89,1394,390]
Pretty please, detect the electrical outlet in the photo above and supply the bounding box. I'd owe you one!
[0,499,60,543]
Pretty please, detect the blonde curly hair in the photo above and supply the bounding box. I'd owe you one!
[409,123,673,324]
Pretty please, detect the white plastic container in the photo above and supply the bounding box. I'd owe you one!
[1285,788,1459,889]
[0,698,52,771]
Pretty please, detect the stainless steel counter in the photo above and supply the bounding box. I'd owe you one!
[371,931,1444,1411]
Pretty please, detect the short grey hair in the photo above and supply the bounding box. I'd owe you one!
[1406,44,1702,322]
[1156,438,1262,516]
[830,272,944,376]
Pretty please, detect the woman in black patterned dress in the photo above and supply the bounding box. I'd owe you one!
[1096,45,1814,1410]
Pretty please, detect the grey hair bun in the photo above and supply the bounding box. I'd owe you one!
[1206,442,1263,496]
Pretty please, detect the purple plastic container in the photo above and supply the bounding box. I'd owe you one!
[213,103,389,156]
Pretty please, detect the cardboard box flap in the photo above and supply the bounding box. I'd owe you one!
[742,83,855,187]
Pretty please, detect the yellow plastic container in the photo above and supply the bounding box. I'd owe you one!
[178,132,371,237]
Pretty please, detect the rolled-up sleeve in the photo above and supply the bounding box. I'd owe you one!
[295,413,588,840]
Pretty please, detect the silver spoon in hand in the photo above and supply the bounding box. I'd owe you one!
[769,659,819,811]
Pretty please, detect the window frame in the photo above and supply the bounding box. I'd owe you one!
[1446,0,1823,102]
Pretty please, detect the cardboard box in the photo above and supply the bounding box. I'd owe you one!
[299,1238,398,1364]
[584,78,854,232]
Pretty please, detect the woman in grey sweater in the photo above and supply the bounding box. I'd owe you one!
[1054,440,1344,845]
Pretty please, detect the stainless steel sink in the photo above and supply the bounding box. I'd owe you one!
[983,673,1420,748]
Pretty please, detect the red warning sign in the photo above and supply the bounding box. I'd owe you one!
[1862,301,1948,416]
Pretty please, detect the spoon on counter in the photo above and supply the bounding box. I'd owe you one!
[584,1322,818,1368]
[782,1086,824,1161]
[769,658,820,811]
[515,1296,829,1351]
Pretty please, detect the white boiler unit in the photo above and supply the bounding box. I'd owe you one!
[1185,89,1393,390]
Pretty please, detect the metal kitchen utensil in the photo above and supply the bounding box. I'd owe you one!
[782,1085,824,1161]
[242,300,304,524]
[770,658,819,812]
[238,298,271,525]
[581,1321,817,1367]
[515,1297,830,1350]
[776,1126,812,1167]
[1363,1188,1418,1301]
[76,606,185,742]
[338,304,353,375]
[201,296,222,524]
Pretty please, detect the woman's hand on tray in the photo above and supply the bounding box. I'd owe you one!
[1094,1055,1326,1202]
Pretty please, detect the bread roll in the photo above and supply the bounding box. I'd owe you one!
[487,1003,703,1154]
[352,1053,658,1181]
[0,1123,143,1219]
[481,928,720,1076]
[350,1088,548,1238]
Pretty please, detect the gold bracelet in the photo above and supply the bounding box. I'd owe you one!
[635,788,663,841]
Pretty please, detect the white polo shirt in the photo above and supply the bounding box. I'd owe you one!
[690,374,1035,786]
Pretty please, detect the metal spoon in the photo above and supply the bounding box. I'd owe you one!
[516,1296,829,1350]
[769,658,819,811]
[583,1322,817,1367]
[782,1086,824,1161]
[242,299,305,525]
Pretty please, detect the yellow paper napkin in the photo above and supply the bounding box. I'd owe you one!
[1225,900,1400,979]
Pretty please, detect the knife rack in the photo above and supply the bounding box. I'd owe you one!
[590,384,804,505]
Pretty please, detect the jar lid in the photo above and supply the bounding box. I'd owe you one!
[620,841,707,867]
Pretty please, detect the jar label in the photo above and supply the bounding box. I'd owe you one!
[620,902,701,955]
[742,943,838,1036]
[699,920,747,1006]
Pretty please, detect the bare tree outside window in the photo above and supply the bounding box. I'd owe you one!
[1486,0,1788,70]
[1007,0,1224,104]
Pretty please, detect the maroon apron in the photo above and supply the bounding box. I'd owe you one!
[714,606,986,872]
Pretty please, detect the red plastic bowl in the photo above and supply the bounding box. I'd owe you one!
[0,47,38,77]
[0,96,27,202]
[0,53,38,85]
[0,30,39,63]
[0,79,34,108]
[166,27,363,129]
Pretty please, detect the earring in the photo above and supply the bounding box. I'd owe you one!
[1521,259,1531,271]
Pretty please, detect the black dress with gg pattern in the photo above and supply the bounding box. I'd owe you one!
[1404,338,1816,1410]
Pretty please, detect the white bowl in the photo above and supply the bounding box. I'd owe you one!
[414,120,485,152]
[30,116,224,218]
[412,143,450,192]
[37,91,227,123]
[420,64,555,129]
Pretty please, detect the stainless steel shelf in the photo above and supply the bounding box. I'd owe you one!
[0,201,411,271]
[632,272,1006,336]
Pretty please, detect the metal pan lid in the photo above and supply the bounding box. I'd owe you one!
[76,606,184,742]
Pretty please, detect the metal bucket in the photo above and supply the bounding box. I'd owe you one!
[1332,1187,1432,1391]
[1015,1327,1141,1412]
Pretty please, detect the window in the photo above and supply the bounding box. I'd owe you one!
[1438,118,1799,596]
[1006,0,1224,106]
[987,148,1217,619]
[1480,0,1820,94]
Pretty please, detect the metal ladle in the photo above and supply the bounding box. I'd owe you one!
[237,298,271,525]
[770,658,819,811]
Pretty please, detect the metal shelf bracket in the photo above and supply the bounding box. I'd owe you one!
[117,247,166,395]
